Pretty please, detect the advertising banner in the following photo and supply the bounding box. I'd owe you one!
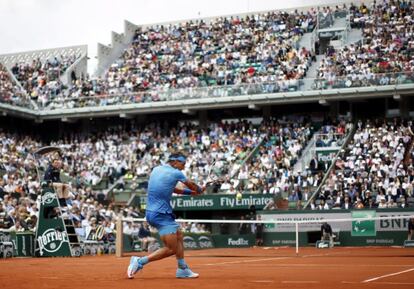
[260,209,414,246]
[212,234,255,247]
[35,188,72,257]
[171,194,274,211]
[315,148,339,163]
[351,210,376,237]
[261,212,350,232]
[183,234,215,250]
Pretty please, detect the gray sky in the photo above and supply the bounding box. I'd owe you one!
[0,0,342,73]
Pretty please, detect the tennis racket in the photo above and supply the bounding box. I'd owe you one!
[205,158,217,182]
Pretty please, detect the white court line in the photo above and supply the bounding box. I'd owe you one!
[251,280,274,283]
[343,281,414,285]
[247,263,413,268]
[371,282,414,285]
[203,257,290,266]
[202,251,343,266]
[362,268,414,283]
[282,281,319,284]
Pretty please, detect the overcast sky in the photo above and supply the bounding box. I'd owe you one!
[0,0,344,73]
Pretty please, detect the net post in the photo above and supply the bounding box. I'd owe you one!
[116,214,123,257]
[295,222,299,256]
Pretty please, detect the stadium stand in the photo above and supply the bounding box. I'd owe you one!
[62,9,315,108]
[0,117,353,233]
[1,9,317,109]
[0,113,384,234]
[0,1,413,119]
[11,54,79,106]
[311,119,414,210]
[1,1,414,259]
[0,45,88,109]
[0,62,29,107]
[315,1,414,90]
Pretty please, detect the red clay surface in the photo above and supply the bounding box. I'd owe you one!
[1,247,414,289]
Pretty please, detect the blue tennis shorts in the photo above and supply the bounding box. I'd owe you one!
[146,211,179,236]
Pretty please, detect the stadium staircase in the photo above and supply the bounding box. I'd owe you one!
[345,28,363,46]
[298,32,313,52]
[301,9,363,92]
[303,123,356,208]
[302,55,323,91]
[293,137,316,173]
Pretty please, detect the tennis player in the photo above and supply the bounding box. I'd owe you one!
[127,152,205,279]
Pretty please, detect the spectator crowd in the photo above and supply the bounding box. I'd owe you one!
[315,0,414,90]
[1,2,414,239]
[0,119,279,234]
[312,119,414,210]
[2,8,317,109]
[11,54,80,107]
[1,116,413,239]
[1,1,414,111]
[0,63,29,107]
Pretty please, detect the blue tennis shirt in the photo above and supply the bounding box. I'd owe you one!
[146,164,187,214]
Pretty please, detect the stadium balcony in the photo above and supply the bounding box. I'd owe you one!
[0,45,88,109]
[39,7,315,112]
[315,0,414,91]
[1,2,414,121]
[1,70,413,121]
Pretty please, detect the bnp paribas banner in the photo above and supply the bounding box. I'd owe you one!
[260,210,414,246]
[171,194,274,211]
[261,212,349,232]
[351,210,376,236]
[260,210,414,233]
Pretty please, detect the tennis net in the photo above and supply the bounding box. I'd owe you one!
[116,213,414,257]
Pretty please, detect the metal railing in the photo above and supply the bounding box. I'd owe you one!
[314,132,347,148]
[1,71,414,111]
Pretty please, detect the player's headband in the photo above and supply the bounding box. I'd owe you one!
[168,155,186,163]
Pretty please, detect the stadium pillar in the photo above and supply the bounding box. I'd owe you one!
[399,95,409,118]
[81,118,91,134]
[349,102,354,120]
[329,101,339,118]
[198,110,208,128]
[135,114,147,123]
[262,106,271,120]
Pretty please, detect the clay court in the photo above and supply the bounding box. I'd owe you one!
[1,247,413,289]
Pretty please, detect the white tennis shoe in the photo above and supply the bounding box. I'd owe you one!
[127,256,143,279]
[176,267,199,278]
